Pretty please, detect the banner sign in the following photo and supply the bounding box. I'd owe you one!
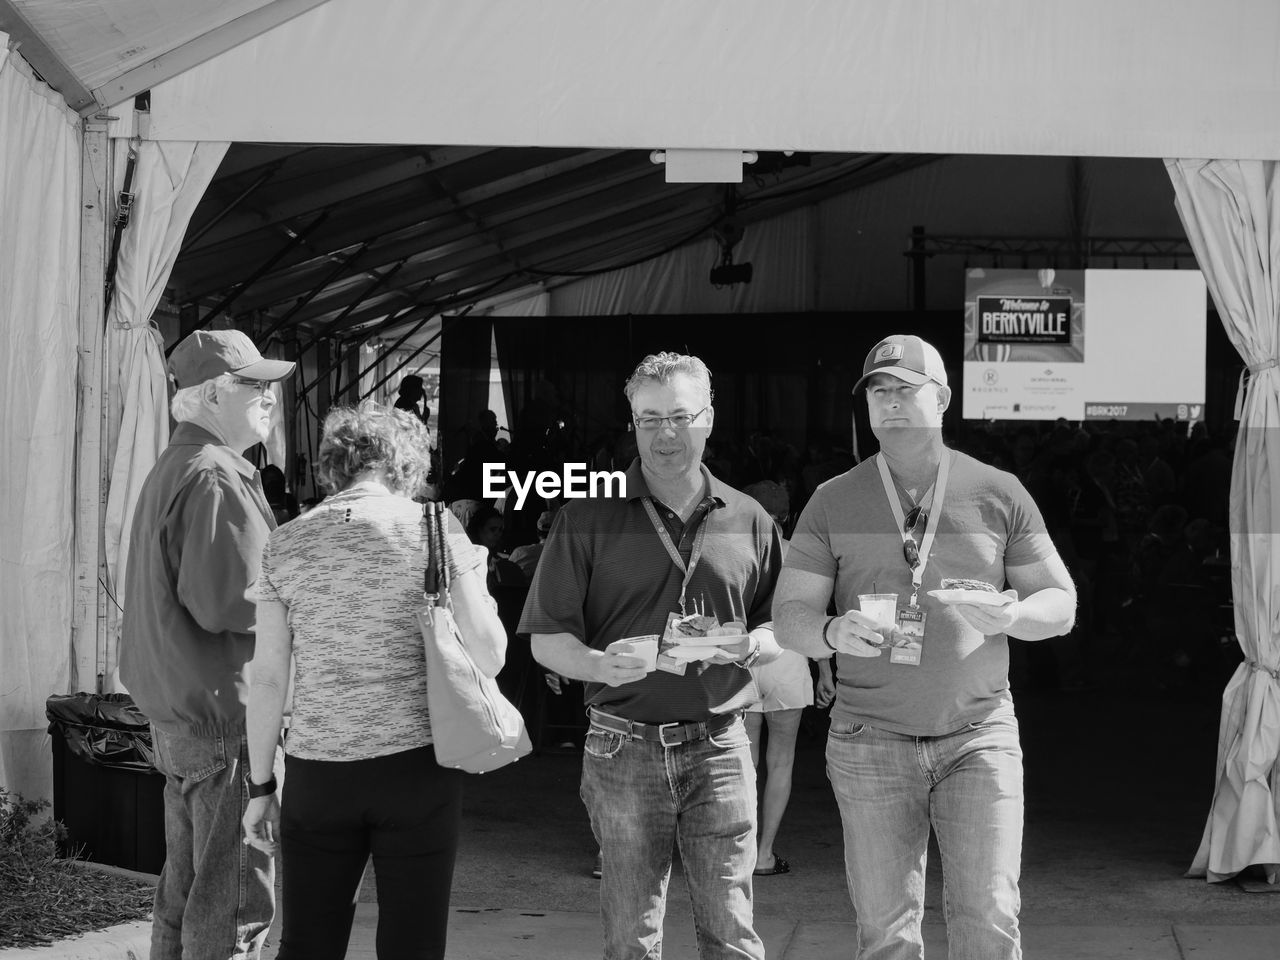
[961,269,1206,423]
[976,296,1073,344]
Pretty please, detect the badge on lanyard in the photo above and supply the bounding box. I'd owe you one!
[642,499,710,676]
[891,606,926,665]
[656,610,691,675]
[875,452,951,668]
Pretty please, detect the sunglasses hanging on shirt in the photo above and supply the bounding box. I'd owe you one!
[902,505,928,570]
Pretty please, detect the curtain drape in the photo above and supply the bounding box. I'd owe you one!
[439,317,494,478]
[1167,158,1280,885]
[0,47,82,804]
[102,139,228,691]
[481,290,548,429]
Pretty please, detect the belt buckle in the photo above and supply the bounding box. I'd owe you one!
[657,721,685,747]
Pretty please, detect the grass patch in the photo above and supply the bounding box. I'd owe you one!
[0,787,155,949]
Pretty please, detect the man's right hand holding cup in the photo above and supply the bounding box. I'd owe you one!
[827,610,899,657]
[593,649,650,686]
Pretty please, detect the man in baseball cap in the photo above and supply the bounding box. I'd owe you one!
[168,328,295,388]
[775,331,1075,959]
[121,328,296,960]
[852,333,949,394]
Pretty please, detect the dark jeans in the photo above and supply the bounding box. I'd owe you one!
[277,745,465,960]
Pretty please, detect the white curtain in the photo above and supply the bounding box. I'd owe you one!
[1167,158,1280,885]
[0,46,82,804]
[102,139,229,690]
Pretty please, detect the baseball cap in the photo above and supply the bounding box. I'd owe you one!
[169,329,295,388]
[853,334,948,394]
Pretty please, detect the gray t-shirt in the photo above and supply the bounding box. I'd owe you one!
[251,485,485,761]
[786,450,1057,736]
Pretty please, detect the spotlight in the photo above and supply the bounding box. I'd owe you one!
[708,187,752,286]
[709,261,753,286]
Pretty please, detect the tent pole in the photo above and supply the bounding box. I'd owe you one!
[187,164,281,251]
[71,119,111,694]
[356,312,453,396]
[254,239,375,347]
[307,258,409,342]
[909,225,927,313]
[193,209,332,333]
[359,322,451,401]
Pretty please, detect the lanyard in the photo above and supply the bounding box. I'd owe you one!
[875,450,952,606]
[641,496,710,614]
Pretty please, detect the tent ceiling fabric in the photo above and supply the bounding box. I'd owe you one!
[146,0,1280,160]
[168,145,929,347]
[0,0,329,112]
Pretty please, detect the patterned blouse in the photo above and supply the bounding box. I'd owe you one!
[251,482,485,761]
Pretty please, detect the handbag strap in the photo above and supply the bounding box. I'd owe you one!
[423,501,441,600]
[422,501,454,609]
[434,501,453,603]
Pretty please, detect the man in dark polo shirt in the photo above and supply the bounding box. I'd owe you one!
[120,329,294,960]
[520,351,784,960]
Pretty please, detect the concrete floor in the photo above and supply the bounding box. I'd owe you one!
[445,682,1278,927]
[258,676,1280,958]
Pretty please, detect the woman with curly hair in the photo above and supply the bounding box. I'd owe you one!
[241,401,506,960]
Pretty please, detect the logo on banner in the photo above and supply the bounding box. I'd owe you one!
[976,296,1073,345]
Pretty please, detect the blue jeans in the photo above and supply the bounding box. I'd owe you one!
[151,728,275,960]
[825,714,1024,960]
[580,715,763,960]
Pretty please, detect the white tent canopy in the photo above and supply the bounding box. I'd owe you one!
[1,0,328,113]
[146,0,1280,159]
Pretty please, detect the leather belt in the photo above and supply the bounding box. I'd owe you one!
[588,707,740,747]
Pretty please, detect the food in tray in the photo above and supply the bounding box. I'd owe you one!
[939,578,1000,593]
[928,578,1014,607]
[667,612,749,647]
[671,613,720,639]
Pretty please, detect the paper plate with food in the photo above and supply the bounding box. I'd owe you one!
[927,578,1016,607]
[665,612,750,647]
[664,646,726,663]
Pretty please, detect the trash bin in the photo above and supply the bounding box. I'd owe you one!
[45,693,166,873]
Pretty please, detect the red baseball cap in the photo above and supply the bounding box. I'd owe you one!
[853,335,948,394]
[169,330,295,388]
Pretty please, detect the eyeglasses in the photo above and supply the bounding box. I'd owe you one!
[632,405,711,431]
[232,377,273,397]
[902,505,927,569]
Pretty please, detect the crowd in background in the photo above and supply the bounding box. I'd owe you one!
[422,404,1239,707]
[281,387,1240,709]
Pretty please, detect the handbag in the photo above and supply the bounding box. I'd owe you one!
[417,501,531,773]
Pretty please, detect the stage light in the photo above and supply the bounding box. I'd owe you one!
[709,261,753,286]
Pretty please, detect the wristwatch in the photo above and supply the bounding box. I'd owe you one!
[245,774,277,799]
[739,634,763,669]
